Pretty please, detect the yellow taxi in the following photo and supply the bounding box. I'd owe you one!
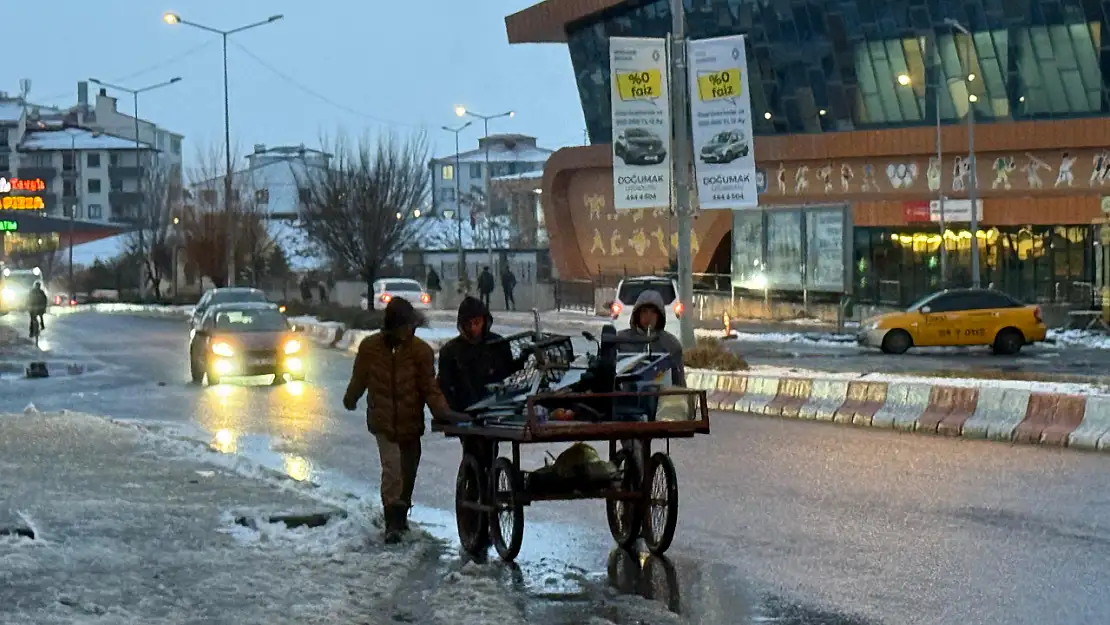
[857,288,1047,355]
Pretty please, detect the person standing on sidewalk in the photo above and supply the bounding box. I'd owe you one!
[500,266,517,311]
[477,266,495,309]
[342,297,469,543]
[426,267,442,307]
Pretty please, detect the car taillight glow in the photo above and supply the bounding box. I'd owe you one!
[420,293,431,304]
[69,298,77,306]
[380,294,392,303]
[674,302,684,317]
[610,302,622,317]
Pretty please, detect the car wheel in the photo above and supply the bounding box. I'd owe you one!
[992,328,1025,356]
[880,329,912,355]
[189,356,204,384]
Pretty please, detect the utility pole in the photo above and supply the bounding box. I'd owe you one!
[442,122,472,294]
[670,0,696,348]
[946,18,979,287]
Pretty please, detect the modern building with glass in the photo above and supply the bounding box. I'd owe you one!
[506,0,1110,307]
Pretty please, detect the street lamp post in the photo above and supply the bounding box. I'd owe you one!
[163,12,283,287]
[945,19,980,288]
[89,77,181,300]
[455,106,514,269]
[442,121,472,293]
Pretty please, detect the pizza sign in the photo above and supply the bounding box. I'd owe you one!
[0,177,47,211]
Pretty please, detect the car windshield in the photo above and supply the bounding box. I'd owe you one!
[711,132,732,143]
[618,280,677,306]
[383,281,422,292]
[211,309,287,332]
[906,293,938,312]
[3,274,38,291]
[210,290,267,306]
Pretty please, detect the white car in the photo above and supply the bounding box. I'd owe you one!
[608,276,684,330]
[360,278,432,312]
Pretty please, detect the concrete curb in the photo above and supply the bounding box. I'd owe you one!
[686,370,1110,453]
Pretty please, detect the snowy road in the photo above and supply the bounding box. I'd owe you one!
[5,311,1110,624]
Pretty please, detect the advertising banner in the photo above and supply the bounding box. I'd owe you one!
[610,37,671,210]
[687,35,758,210]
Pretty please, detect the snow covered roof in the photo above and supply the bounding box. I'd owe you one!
[407,215,511,251]
[431,145,553,165]
[492,170,544,182]
[0,101,23,123]
[266,219,326,272]
[19,129,154,151]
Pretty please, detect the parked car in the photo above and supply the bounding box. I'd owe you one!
[190,287,270,329]
[609,276,685,331]
[188,302,305,385]
[614,128,667,166]
[857,288,1047,355]
[700,129,749,164]
[360,279,432,312]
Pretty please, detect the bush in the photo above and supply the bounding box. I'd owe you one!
[683,338,748,371]
[286,301,383,330]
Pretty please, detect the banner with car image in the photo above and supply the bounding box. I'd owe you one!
[688,35,758,210]
[610,37,672,210]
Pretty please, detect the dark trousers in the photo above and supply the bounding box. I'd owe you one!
[376,436,422,509]
[479,292,491,308]
[503,289,515,311]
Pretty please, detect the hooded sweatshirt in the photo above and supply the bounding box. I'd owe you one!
[614,290,686,386]
[437,296,519,411]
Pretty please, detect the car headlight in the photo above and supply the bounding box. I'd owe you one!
[283,339,301,355]
[864,321,879,331]
[211,342,235,357]
[1,287,14,302]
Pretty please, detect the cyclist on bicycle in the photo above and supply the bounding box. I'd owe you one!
[28,281,48,337]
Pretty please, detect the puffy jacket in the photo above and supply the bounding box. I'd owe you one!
[28,288,48,312]
[343,332,450,441]
[614,290,686,386]
[438,296,519,411]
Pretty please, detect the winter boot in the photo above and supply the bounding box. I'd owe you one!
[383,505,404,544]
[398,505,411,533]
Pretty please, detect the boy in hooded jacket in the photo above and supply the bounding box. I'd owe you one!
[614,290,686,386]
[343,297,468,543]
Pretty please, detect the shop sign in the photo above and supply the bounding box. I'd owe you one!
[902,201,930,222]
[0,177,47,211]
[0,220,15,231]
[929,199,982,223]
[609,37,672,210]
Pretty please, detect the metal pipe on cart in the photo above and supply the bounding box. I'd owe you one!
[669,0,696,350]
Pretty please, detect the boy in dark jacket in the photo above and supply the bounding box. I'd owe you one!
[614,290,686,386]
[343,297,468,543]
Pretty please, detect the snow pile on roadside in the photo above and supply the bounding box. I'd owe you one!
[1046,328,1110,350]
[695,327,856,347]
[428,562,528,625]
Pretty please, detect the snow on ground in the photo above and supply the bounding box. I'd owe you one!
[703,365,1110,396]
[696,327,856,348]
[1046,328,1110,350]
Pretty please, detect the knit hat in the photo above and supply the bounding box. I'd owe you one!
[383,297,426,332]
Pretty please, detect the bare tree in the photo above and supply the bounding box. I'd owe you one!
[124,163,181,299]
[181,144,268,287]
[295,132,430,295]
[459,187,511,249]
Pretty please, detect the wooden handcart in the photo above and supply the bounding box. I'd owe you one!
[432,326,711,562]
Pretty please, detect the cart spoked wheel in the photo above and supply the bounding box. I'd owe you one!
[606,449,644,548]
[455,454,487,556]
[642,452,678,555]
[489,457,525,562]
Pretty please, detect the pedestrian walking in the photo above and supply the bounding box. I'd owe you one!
[426,267,442,307]
[500,266,517,311]
[477,266,495,309]
[342,297,469,543]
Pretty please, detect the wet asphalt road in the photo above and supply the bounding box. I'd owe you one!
[5,311,1110,624]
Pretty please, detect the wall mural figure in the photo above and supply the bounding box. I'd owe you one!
[992,156,1016,190]
[608,231,625,256]
[590,229,607,255]
[793,165,809,194]
[1022,153,1052,189]
[951,156,970,192]
[840,163,853,192]
[630,209,645,223]
[776,163,787,194]
[670,230,700,255]
[886,163,918,189]
[860,164,880,191]
[585,194,605,221]
[816,163,834,193]
[651,206,667,217]
[756,169,768,194]
[628,228,649,256]
[652,227,668,256]
[1055,152,1077,187]
[927,157,942,191]
[1090,151,1110,186]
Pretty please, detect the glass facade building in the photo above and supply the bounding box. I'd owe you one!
[567,0,1109,143]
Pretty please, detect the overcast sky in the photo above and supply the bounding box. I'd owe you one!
[9,1,585,164]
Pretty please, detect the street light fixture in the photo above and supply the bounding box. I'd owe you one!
[163,11,283,287]
[442,121,472,293]
[89,76,181,299]
[944,17,981,288]
[453,107,514,267]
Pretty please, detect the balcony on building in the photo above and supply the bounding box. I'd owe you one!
[16,165,57,182]
[108,165,144,179]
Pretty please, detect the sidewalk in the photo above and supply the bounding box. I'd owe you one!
[0,411,682,625]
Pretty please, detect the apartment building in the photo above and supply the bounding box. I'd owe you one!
[428,134,553,220]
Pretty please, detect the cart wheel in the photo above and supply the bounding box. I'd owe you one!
[642,452,678,555]
[489,457,525,562]
[455,454,487,556]
[606,449,643,548]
